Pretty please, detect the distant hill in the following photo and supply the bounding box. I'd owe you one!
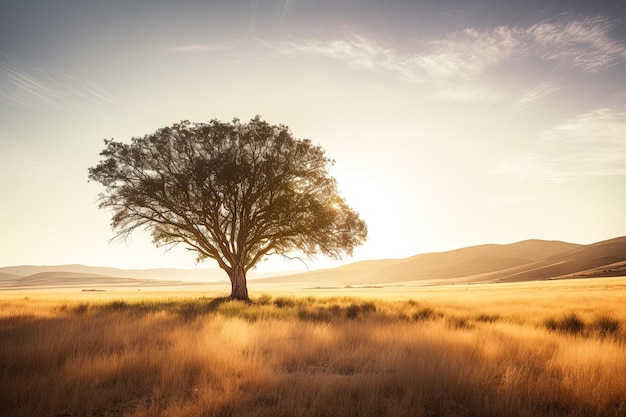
[0,265,228,282]
[343,239,580,284]
[1,237,624,290]
[0,271,187,289]
[0,264,295,290]
[0,272,21,281]
[475,236,626,283]
[0,265,228,290]
[255,237,625,286]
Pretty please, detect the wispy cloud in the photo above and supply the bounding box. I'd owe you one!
[529,15,626,72]
[0,150,62,183]
[0,54,114,114]
[293,15,626,81]
[430,84,504,104]
[169,44,232,53]
[514,82,562,108]
[408,25,522,81]
[269,28,519,84]
[497,94,626,181]
[170,14,625,103]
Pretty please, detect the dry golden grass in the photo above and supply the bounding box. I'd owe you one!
[1,278,625,417]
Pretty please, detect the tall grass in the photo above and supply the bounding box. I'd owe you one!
[0,288,625,417]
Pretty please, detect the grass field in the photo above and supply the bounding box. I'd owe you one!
[1,278,625,417]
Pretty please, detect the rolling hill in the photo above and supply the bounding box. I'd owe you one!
[0,265,226,290]
[1,237,624,290]
[473,236,626,283]
[0,265,228,282]
[0,271,197,290]
[254,237,625,287]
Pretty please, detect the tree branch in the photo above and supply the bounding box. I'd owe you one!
[265,251,311,272]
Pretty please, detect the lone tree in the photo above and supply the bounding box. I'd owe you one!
[88,117,367,300]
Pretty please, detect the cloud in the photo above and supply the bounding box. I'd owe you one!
[283,33,405,73]
[497,95,626,181]
[407,25,523,81]
[271,28,520,83]
[430,84,504,104]
[169,14,625,103]
[281,0,293,20]
[0,54,114,114]
[0,151,61,183]
[169,44,231,53]
[288,15,625,82]
[514,82,562,108]
[529,15,626,72]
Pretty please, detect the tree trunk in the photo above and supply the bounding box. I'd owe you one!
[229,265,249,301]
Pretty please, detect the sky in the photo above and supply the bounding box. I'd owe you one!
[1,0,625,274]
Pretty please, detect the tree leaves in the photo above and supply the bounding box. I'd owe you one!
[88,116,367,287]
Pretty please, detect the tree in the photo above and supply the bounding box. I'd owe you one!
[88,116,367,300]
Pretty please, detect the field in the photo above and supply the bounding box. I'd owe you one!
[1,278,626,417]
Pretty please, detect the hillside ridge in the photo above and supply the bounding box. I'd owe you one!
[1,237,624,289]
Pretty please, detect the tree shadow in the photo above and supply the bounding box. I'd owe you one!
[205,296,231,311]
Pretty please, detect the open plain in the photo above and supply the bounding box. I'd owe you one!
[1,276,625,417]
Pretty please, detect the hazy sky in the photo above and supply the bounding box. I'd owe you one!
[1,0,625,273]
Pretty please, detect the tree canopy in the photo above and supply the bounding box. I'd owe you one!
[88,116,367,300]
